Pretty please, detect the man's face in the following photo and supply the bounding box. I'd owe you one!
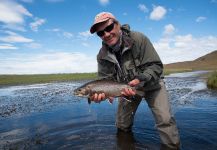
[95,19,121,46]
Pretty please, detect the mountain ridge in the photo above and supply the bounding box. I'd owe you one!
[164,50,217,70]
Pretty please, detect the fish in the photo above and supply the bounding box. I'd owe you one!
[73,79,135,103]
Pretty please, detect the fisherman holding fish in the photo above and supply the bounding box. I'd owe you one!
[88,12,180,149]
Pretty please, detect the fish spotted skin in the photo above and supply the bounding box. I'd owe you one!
[73,79,134,99]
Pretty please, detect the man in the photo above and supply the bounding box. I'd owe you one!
[89,12,180,150]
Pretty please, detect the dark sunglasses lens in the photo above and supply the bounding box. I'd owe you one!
[96,23,115,37]
[105,23,114,32]
[97,31,104,37]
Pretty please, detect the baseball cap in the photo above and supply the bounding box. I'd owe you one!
[90,12,116,34]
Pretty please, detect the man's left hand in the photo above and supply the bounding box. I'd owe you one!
[121,79,140,96]
[128,78,140,87]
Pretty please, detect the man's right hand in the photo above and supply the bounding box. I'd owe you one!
[90,93,105,103]
[90,93,114,103]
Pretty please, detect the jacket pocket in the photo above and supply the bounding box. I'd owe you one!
[123,59,140,81]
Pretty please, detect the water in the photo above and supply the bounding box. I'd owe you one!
[0,71,217,150]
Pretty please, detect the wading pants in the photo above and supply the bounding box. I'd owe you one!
[116,80,180,150]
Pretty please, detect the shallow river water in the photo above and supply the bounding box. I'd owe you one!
[0,71,217,150]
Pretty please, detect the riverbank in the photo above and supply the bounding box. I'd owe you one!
[0,69,191,87]
[0,70,216,89]
[207,71,217,89]
[0,73,97,87]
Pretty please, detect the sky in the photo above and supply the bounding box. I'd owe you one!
[0,0,217,74]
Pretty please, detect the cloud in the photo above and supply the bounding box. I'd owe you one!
[48,28,61,32]
[63,32,73,39]
[78,31,93,40]
[163,24,175,35]
[0,43,18,50]
[46,28,74,39]
[24,42,42,49]
[0,31,33,43]
[153,33,217,64]
[99,0,109,6]
[30,18,46,32]
[0,0,32,24]
[2,23,26,32]
[138,4,149,13]
[150,5,167,21]
[196,16,207,22]
[82,42,90,47]
[0,52,97,74]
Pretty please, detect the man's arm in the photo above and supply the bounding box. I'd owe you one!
[134,33,163,84]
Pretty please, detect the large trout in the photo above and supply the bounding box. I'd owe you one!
[73,79,136,102]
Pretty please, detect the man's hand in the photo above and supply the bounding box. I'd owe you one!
[128,78,140,86]
[90,93,115,104]
[121,79,140,96]
[90,93,105,103]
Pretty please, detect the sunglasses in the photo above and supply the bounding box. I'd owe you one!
[96,23,115,37]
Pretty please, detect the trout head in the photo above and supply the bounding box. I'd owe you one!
[73,86,91,97]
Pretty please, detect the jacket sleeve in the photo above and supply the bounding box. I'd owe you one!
[134,33,163,84]
[97,55,115,80]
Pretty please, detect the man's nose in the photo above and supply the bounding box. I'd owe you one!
[103,31,110,37]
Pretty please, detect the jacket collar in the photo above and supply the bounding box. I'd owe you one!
[98,25,134,63]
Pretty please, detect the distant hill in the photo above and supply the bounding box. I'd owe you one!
[164,50,217,70]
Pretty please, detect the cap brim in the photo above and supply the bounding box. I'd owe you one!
[90,18,109,34]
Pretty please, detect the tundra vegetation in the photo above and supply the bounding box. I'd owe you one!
[0,69,188,87]
[0,73,97,87]
[0,69,215,90]
[207,71,217,89]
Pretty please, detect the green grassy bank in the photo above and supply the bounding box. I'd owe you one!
[207,71,217,90]
[0,73,97,86]
[0,69,185,86]
[0,70,216,90]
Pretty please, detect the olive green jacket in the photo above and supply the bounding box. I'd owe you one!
[97,24,163,92]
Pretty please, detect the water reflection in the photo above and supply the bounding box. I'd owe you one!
[116,131,136,150]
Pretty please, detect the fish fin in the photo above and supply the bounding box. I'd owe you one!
[107,98,114,104]
[121,97,132,102]
[88,98,91,104]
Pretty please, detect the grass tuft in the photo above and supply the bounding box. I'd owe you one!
[207,71,217,89]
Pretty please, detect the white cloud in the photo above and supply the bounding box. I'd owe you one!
[163,24,175,35]
[24,42,42,49]
[82,42,90,47]
[78,31,93,40]
[0,0,32,24]
[153,34,217,64]
[46,28,74,39]
[99,0,109,6]
[150,6,167,21]
[0,52,97,74]
[196,16,207,22]
[30,18,46,32]
[49,28,61,32]
[0,31,33,43]
[0,43,18,50]
[63,32,73,39]
[138,4,149,13]
[2,23,26,32]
